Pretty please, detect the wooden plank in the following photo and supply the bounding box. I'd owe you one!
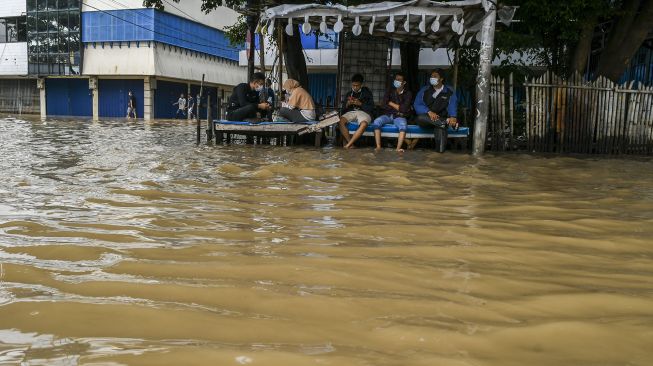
[547,72,556,152]
[536,74,542,152]
[501,76,506,150]
[509,73,515,150]
[584,76,595,153]
[625,83,639,154]
[215,123,308,134]
[537,74,544,152]
[526,77,532,151]
[570,73,580,153]
[599,77,611,154]
[640,86,651,154]
[297,113,340,135]
[597,77,605,153]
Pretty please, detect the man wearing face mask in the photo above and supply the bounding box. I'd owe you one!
[226,72,271,122]
[413,69,458,151]
[338,73,375,149]
[371,72,413,152]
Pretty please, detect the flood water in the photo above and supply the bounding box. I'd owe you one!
[0,116,652,365]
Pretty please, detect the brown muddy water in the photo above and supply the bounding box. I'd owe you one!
[0,117,652,366]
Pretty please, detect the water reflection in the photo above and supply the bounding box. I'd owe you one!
[0,116,652,365]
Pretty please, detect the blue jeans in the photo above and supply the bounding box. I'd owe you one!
[372,114,407,131]
[175,109,187,119]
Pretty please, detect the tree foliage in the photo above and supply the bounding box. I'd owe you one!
[143,0,653,83]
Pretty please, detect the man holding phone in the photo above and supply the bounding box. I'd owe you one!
[226,72,271,122]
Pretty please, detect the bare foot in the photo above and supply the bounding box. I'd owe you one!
[344,144,355,149]
[374,147,382,152]
[396,148,405,153]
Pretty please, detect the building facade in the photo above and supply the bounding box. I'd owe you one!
[0,0,244,119]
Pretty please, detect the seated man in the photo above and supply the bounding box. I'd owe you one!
[372,72,413,152]
[338,74,375,149]
[226,72,271,122]
[278,79,316,123]
[413,69,458,151]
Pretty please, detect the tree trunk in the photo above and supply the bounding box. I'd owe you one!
[571,19,596,75]
[399,41,420,95]
[596,0,653,82]
[282,29,309,90]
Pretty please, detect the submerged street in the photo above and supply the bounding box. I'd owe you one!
[0,117,652,365]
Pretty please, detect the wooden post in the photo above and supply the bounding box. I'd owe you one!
[453,49,459,91]
[206,92,212,142]
[196,74,204,144]
[472,5,497,155]
[509,73,514,150]
[246,0,257,78]
[259,32,266,74]
[277,25,284,105]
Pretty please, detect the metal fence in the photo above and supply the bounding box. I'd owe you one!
[0,79,40,115]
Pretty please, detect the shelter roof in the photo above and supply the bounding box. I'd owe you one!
[259,1,516,48]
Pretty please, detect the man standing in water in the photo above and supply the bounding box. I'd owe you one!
[371,72,412,152]
[126,91,137,119]
[187,94,195,120]
[338,74,375,149]
[413,69,458,151]
[173,93,187,119]
[226,72,271,122]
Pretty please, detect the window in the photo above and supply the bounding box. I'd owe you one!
[26,1,81,75]
[0,20,6,43]
[0,17,27,43]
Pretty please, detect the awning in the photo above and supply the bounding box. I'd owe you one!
[259,0,516,48]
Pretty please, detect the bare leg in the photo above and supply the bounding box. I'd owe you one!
[374,129,382,150]
[396,131,406,152]
[345,121,368,149]
[338,117,351,145]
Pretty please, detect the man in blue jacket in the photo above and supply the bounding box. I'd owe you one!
[414,69,458,132]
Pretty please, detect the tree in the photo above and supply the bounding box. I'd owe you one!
[596,0,653,81]
[499,0,653,82]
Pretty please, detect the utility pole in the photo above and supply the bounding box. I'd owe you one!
[472,3,497,155]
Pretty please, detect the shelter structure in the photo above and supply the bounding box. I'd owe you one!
[258,0,516,154]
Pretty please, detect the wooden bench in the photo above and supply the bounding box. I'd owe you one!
[213,113,340,147]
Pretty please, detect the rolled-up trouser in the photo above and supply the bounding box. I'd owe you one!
[372,114,407,131]
[226,104,258,121]
[414,114,448,153]
[278,107,311,123]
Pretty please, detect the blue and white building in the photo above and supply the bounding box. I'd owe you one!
[0,0,244,119]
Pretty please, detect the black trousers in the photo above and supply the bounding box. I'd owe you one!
[415,114,448,129]
[226,104,258,121]
[278,107,311,123]
[414,114,448,153]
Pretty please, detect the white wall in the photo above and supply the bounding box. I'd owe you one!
[153,43,246,86]
[0,0,25,18]
[0,43,28,76]
[83,44,155,76]
[82,42,246,86]
[82,0,239,31]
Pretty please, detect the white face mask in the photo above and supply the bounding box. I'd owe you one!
[430,77,440,86]
[255,85,264,92]
[352,86,361,93]
[393,80,403,89]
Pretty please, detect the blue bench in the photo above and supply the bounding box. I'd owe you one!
[347,122,470,151]
[346,122,469,139]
